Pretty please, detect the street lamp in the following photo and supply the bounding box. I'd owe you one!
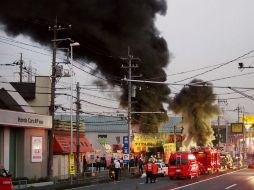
[70,42,80,182]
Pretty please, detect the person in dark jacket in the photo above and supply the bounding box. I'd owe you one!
[138,158,144,174]
[83,156,87,176]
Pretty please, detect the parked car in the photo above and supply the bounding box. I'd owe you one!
[155,162,168,176]
[0,165,13,190]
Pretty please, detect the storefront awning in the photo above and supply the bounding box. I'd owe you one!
[54,135,93,154]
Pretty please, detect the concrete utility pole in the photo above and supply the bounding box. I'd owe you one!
[121,47,139,161]
[19,53,24,82]
[217,98,227,146]
[48,18,71,179]
[76,82,81,175]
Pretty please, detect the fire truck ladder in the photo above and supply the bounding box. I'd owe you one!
[176,153,182,167]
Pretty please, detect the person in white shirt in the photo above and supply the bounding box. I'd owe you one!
[114,159,121,181]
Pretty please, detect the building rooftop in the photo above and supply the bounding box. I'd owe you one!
[55,115,183,134]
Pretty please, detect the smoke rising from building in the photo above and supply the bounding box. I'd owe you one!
[0,0,171,131]
[170,79,219,149]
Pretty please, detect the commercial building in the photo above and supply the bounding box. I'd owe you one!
[0,76,52,178]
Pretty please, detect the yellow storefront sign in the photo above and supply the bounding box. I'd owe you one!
[133,133,168,153]
[241,115,254,129]
[69,153,75,175]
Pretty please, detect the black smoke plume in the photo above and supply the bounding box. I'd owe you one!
[170,79,219,149]
[0,0,170,131]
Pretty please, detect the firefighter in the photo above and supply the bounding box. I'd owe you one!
[144,159,153,183]
[151,162,158,183]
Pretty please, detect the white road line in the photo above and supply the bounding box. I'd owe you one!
[139,182,145,184]
[247,176,254,180]
[171,168,246,190]
[225,184,237,189]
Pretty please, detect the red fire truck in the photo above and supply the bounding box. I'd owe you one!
[168,152,200,179]
[191,147,221,174]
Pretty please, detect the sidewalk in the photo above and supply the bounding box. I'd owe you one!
[14,168,140,190]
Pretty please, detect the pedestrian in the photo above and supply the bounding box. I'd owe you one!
[95,156,101,172]
[144,159,153,183]
[109,160,115,180]
[138,158,144,174]
[114,159,121,181]
[83,155,87,176]
[151,162,158,183]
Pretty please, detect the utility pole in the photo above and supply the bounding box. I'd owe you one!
[76,82,81,175]
[217,98,227,147]
[236,104,241,122]
[48,18,71,179]
[121,47,139,162]
[173,125,177,149]
[242,106,246,160]
[19,53,23,82]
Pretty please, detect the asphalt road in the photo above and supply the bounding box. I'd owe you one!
[170,168,254,190]
[67,175,183,190]
[66,168,254,190]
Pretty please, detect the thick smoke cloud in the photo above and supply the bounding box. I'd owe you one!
[170,79,219,149]
[0,0,170,131]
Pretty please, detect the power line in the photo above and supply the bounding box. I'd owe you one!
[172,49,254,83]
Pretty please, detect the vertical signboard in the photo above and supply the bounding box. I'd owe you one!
[69,153,75,175]
[123,136,129,163]
[31,137,42,162]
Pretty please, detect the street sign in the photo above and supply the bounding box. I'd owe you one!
[123,136,129,163]
[231,123,243,133]
[69,153,75,175]
[123,154,130,161]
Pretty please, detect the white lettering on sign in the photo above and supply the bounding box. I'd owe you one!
[0,109,52,129]
[18,117,44,124]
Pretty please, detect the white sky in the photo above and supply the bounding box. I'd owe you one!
[0,0,254,122]
[156,0,254,122]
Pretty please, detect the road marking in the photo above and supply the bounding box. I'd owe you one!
[171,168,246,190]
[247,176,254,180]
[139,182,145,184]
[225,184,237,189]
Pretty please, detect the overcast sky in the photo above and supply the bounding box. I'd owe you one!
[156,0,254,122]
[0,0,254,122]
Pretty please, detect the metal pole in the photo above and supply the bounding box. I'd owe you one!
[174,125,177,150]
[242,107,245,160]
[70,44,74,184]
[128,46,132,160]
[76,82,81,175]
[217,98,220,147]
[70,42,79,183]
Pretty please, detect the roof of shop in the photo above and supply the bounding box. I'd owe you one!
[55,115,128,133]
[55,115,182,133]
[83,115,128,132]
[159,116,183,134]
[54,134,93,153]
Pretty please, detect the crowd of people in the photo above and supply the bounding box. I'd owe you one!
[82,154,160,184]
[144,158,158,183]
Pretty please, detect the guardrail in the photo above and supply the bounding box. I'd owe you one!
[12,167,141,189]
[12,180,27,190]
